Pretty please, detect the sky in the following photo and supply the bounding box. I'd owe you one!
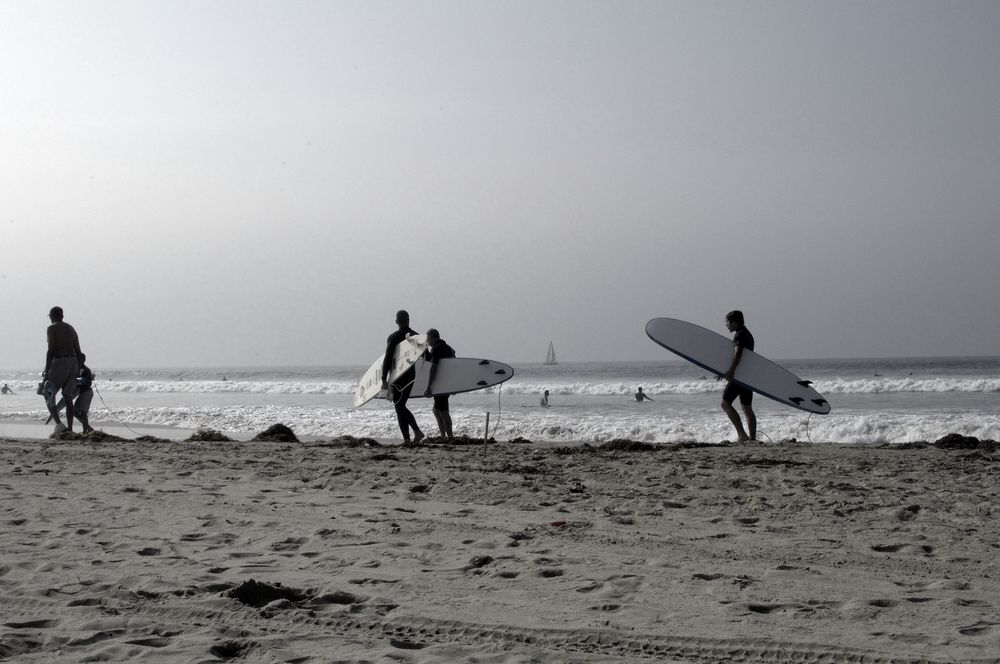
[2,1,998,369]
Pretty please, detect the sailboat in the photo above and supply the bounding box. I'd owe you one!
[544,341,558,365]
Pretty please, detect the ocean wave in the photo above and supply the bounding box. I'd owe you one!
[4,374,998,399]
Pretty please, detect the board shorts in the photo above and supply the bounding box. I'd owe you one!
[722,381,753,406]
[432,394,450,411]
[46,357,79,404]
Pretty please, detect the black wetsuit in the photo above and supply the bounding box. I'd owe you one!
[722,326,755,405]
[383,327,421,441]
[423,338,456,411]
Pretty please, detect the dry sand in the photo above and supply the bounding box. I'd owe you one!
[1,434,998,663]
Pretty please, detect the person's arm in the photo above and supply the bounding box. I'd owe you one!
[44,327,54,377]
[724,344,744,382]
[381,336,395,387]
[424,360,437,398]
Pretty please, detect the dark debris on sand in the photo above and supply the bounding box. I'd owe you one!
[554,439,659,455]
[252,423,299,443]
[226,579,309,608]
[403,435,497,448]
[320,435,382,448]
[185,429,234,442]
[50,429,129,443]
[934,433,998,452]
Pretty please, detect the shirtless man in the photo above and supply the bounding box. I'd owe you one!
[43,306,83,434]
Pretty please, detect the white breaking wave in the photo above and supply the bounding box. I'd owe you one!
[4,375,999,399]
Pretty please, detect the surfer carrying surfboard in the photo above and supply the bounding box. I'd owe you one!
[721,310,757,442]
[381,310,425,444]
[421,328,456,440]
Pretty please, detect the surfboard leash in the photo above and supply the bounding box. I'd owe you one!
[93,386,146,438]
[487,383,503,440]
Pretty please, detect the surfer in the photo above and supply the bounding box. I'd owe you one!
[1,384,13,395]
[43,306,83,435]
[720,310,757,443]
[540,390,550,407]
[634,387,653,402]
[422,328,456,440]
[381,310,425,444]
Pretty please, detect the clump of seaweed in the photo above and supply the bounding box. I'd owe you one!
[186,429,233,442]
[252,423,299,443]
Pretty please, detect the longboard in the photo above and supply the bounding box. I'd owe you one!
[645,317,831,414]
[354,334,428,407]
[411,358,514,396]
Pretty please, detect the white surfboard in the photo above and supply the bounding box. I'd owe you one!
[354,334,428,407]
[645,318,831,414]
[411,358,514,396]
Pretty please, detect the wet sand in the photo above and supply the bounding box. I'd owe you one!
[1,435,998,663]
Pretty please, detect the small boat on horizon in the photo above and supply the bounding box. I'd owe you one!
[544,341,558,365]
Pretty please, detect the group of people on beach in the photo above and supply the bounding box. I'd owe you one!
[381,310,457,442]
[379,308,760,444]
[35,305,758,442]
[40,306,95,435]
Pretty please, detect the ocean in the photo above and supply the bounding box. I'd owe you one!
[1,357,998,444]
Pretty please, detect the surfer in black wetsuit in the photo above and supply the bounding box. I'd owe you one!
[381,310,425,444]
[721,310,757,442]
[634,387,653,402]
[422,328,456,440]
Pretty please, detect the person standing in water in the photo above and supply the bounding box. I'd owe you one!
[634,387,653,402]
[720,310,756,442]
[381,310,425,444]
[540,390,550,407]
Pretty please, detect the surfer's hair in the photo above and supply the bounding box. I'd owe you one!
[426,328,440,341]
[396,310,409,325]
[725,310,744,325]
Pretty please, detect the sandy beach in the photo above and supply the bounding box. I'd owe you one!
[1,433,998,663]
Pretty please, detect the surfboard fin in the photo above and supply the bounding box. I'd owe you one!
[495,369,507,375]
[813,398,828,407]
[797,380,813,387]
[479,360,489,365]
[789,397,805,405]
[477,380,488,386]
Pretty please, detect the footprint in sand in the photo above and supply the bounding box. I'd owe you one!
[959,621,999,637]
[271,537,309,552]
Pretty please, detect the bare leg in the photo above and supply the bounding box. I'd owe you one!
[743,404,757,441]
[432,409,447,437]
[721,400,749,442]
[47,396,64,428]
[65,396,75,432]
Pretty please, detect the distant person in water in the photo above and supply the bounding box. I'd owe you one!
[540,390,550,407]
[634,387,653,402]
[422,328,456,440]
[1,384,13,395]
[381,310,425,444]
[720,310,756,442]
[44,306,83,435]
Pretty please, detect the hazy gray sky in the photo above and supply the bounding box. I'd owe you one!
[2,1,998,369]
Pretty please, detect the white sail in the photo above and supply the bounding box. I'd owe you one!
[544,341,558,365]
